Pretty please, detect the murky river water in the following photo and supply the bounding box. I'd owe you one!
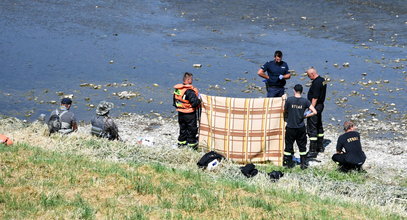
[0,0,406,124]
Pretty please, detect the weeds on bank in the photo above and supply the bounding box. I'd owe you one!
[0,144,403,219]
[258,163,368,184]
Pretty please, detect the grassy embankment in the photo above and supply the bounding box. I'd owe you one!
[0,116,405,219]
[0,142,403,219]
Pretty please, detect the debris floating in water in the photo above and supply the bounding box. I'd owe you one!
[193,64,202,68]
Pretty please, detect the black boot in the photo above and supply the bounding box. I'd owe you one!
[283,155,295,168]
[307,141,318,158]
[317,136,324,153]
[300,155,308,170]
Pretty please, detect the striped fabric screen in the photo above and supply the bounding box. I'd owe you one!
[198,94,286,165]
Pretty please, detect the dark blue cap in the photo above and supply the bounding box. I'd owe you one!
[61,98,72,104]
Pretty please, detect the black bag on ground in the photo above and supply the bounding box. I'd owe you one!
[240,163,258,178]
[47,114,62,134]
[268,170,284,181]
[197,151,225,169]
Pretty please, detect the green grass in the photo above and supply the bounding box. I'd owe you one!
[258,163,369,184]
[0,143,404,219]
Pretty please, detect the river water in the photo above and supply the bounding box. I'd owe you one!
[0,0,406,124]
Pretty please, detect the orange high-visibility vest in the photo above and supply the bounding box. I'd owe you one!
[173,84,199,113]
[0,134,13,146]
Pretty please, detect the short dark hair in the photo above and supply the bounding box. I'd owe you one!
[61,98,72,105]
[294,84,303,93]
[343,121,355,131]
[274,50,283,58]
[183,72,193,81]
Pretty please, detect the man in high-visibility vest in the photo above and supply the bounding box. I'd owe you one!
[173,72,201,148]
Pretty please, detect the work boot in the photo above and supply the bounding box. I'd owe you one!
[178,140,187,148]
[283,155,295,168]
[300,155,308,170]
[317,136,324,153]
[307,141,318,158]
[187,142,198,150]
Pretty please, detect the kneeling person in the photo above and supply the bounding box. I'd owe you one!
[284,84,317,169]
[332,121,366,172]
[91,101,120,140]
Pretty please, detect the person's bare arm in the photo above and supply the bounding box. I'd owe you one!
[72,122,78,132]
[305,104,317,118]
[311,98,318,107]
[282,73,291,79]
[257,69,269,79]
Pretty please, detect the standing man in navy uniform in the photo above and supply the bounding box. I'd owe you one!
[306,67,327,158]
[257,50,291,97]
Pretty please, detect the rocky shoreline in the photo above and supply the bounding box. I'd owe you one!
[1,113,406,215]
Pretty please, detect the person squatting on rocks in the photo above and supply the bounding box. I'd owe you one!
[48,98,78,134]
[91,101,120,141]
[306,67,327,158]
[257,50,291,97]
[332,121,366,172]
[283,84,317,169]
[173,72,201,149]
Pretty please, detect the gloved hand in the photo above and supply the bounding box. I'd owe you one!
[262,79,268,83]
[304,110,312,116]
[279,75,284,80]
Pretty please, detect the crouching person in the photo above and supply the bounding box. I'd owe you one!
[91,101,120,141]
[332,121,366,172]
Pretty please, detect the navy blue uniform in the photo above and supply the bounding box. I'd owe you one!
[307,76,327,154]
[332,131,366,172]
[261,61,289,97]
[284,97,311,156]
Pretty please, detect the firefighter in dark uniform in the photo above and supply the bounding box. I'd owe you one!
[332,121,366,172]
[257,50,291,97]
[173,72,201,149]
[283,84,317,169]
[306,67,327,158]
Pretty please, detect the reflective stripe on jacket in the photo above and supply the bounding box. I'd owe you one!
[173,84,199,113]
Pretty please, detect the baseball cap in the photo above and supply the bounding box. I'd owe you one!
[61,98,72,105]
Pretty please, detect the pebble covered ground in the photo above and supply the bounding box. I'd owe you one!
[1,113,406,216]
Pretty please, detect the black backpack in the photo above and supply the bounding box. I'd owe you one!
[197,151,225,169]
[268,170,284,181]
[47,110,66,134]
[240,163,259,178]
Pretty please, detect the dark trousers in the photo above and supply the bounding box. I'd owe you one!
[307,103,324,138]
[332,154,364,171]
[266,86,285,97]
[178,112,198,144]
[285,126,307,154]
